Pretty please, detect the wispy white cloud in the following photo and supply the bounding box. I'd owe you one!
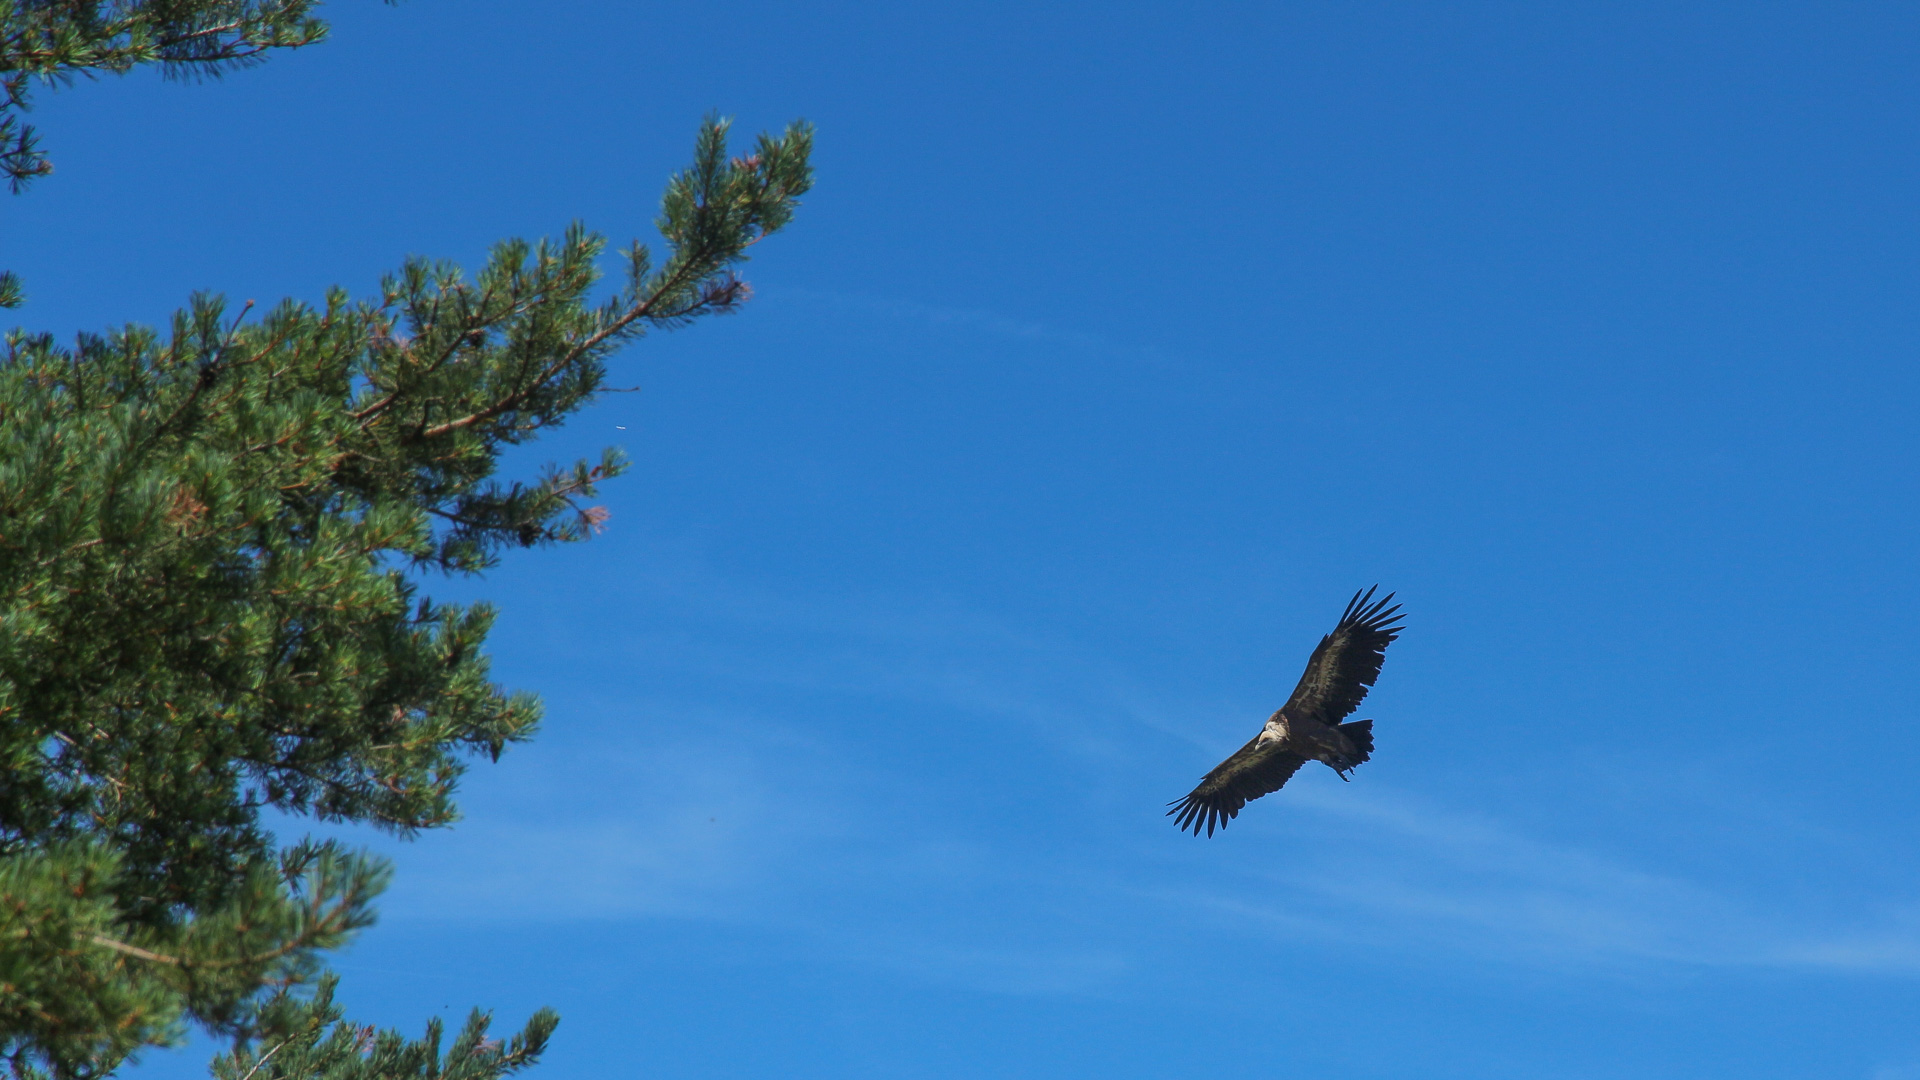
[1769,918,1920,974]
[1157,783,1920,978]
[1169,786,1768,965]
[355,567,1920,993]
[371,710,854,924]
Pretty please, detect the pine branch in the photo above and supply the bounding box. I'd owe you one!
[0,113,811,1078]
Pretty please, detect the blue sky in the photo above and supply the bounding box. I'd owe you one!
[16,1,1920,1076]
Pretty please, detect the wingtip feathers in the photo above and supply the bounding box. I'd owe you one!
[1340,586,1405,640]
[1166,792,1233,837]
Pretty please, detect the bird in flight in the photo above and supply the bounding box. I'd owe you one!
[1168,587,1405,837]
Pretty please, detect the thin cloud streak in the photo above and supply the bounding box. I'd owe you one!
[366,566,1920,992]
[1171,784,1920,977]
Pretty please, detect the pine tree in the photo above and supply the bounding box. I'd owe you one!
[0,43,813,1073]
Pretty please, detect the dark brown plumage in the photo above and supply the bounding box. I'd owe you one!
[1168,587,1404,837]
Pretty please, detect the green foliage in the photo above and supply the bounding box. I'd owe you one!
[206,974,557,1080]
[0,1,343,192]
[0,115,813,1079]
[0,841,384,1078]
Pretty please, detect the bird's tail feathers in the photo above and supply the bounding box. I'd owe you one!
[1336,718,1374,772]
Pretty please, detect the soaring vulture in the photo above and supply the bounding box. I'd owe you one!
[1168,587,1404,837]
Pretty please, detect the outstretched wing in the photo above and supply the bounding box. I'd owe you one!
[1166,735,1308,837]
[1279,586,1404,725]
